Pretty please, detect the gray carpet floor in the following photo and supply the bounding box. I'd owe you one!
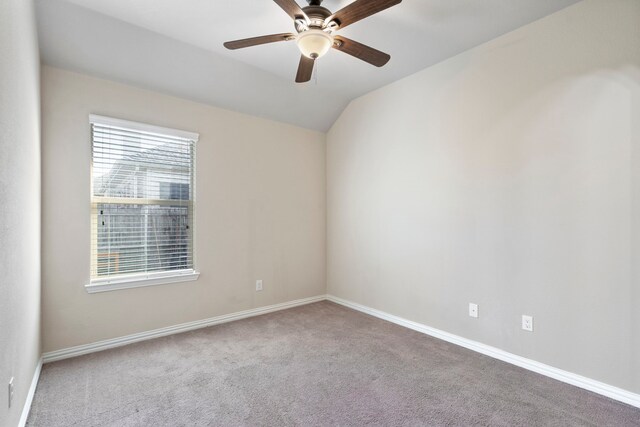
[28,301,640,426]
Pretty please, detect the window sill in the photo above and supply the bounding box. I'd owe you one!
[85,270,200,294]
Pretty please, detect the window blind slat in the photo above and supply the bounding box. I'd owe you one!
[92,126,195,143]
[91,118,197,280]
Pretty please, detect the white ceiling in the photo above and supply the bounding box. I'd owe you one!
[36,0,581,131]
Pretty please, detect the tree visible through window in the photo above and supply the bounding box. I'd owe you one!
[90,115,197,282]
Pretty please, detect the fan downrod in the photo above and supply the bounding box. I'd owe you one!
[306,0,323,5]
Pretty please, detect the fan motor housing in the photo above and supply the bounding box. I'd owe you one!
[297,4,332,32]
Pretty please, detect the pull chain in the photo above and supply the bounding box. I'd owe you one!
[314,60,319,85]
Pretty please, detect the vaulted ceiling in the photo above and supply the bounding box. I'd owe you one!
[36,0,581,131]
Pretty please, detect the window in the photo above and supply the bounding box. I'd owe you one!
[87,115,199,293]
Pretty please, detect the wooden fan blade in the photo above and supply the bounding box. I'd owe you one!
[295,55,315,83]
[273,0,309,22]
[223,33,296,50]
[327,0,402,29]
[332,36,390,67]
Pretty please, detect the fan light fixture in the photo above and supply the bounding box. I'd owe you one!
[296,29,334,59]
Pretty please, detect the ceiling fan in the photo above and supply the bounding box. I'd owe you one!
[223,0,402,83]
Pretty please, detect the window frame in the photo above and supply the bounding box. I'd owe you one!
[86,114,199,293]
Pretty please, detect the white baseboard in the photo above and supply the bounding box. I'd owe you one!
[43,295,326,363]
[36,293,640,412]
[326,294,640,409]
[19,357,42,427]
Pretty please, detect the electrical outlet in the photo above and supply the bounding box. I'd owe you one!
[8,377,14,408]
[522,315,533,332]
[468,303,479,318]
[255,280,263,291]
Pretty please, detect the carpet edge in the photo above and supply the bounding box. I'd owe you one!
[19,357,42,427]
[42,295,327,364]
[41,293,640,410]
[326,294,640,409]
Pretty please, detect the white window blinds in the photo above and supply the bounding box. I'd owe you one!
[90,115,198,282]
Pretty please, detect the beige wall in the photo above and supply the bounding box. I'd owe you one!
[35,0,640,402]
[0,0,41,426]
[327,0,640,393]
[41,66,326,353]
